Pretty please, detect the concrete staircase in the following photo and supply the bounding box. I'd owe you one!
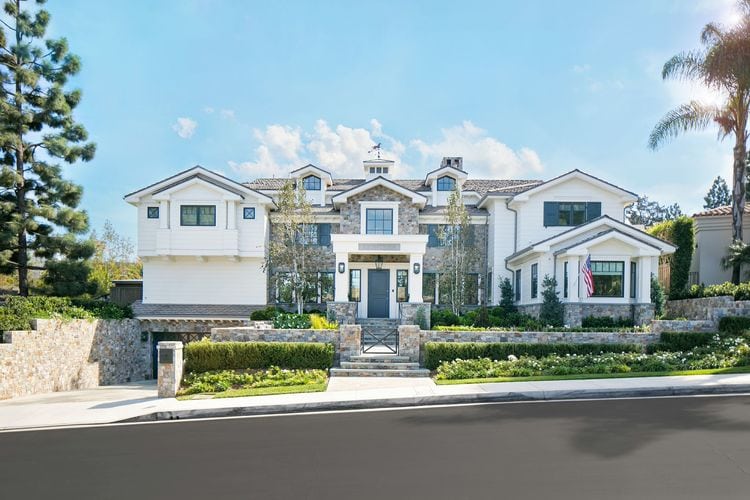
[330,355,430,377]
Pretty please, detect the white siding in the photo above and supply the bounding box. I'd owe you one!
[137,197,160,254]
[514,177,628,249]
[142,257,266,305]
[487,199,516,303]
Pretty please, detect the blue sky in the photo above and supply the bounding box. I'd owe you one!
[43,0,741,242]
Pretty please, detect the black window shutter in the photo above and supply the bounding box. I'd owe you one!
[586,202,601,221]
[318,223,331,246]
[543,202,558,227]
[428,225,438,247]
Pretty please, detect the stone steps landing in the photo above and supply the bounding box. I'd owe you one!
[329,368,431,377]
[331,354,429,378]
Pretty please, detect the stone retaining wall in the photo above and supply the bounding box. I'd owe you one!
[140,318,250,334]
[650,320,716,334]
[519,303,655,327]
[665,296,750,322]
[210,327,340,362]
[0,319,151,400]
[398,303,431,329]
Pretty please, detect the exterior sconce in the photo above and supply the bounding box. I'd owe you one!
[338,262,346,274]
[413,262,421,275]
[375,255,384,270]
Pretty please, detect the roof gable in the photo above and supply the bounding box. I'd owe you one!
[290,164,333,185]
[509,169,638,204]
[331,176,427,206]
[124,166,274,205]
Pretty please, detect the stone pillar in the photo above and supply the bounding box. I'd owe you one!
[408,253,423,304]
[327,302,358,325]
[339,324,361,362]
[334,253,349,302]
[398,325,420,362]
[157,341,184,398]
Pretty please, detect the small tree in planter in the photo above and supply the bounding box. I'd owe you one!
[539,275,564,327]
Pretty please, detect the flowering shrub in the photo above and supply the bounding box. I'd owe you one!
[180,366,327,395]
[435,334,750,380]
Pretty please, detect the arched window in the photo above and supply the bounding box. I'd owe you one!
[437,175,456,191]
[302,175,321,191]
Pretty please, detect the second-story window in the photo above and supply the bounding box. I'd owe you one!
[180,205,216,226]
[437,176,456,191]
[543,201,601,227]
[366,208,393,235]
[147,206,159,219]
[302,175,321,191]
[243,207,255,219]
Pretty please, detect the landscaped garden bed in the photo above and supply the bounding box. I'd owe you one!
[430,331,750,384]
[179,339,334,399]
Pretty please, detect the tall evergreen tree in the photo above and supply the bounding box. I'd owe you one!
[0,0,96,296]
[704,176,732,209]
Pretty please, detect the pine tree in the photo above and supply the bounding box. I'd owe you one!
[0,0,96,296]
[704,176,731,209]
[539,275,564,327]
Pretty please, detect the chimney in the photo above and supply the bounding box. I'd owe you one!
[441,157,463,171]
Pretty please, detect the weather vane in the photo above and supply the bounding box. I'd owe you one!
[368,142,382,159]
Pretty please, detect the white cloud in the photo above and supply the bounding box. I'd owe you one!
[410,121,544,178]
[172,117,198,139]
[220,109,235,120]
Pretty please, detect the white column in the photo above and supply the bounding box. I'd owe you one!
[431,183,438,207]
[334,253,349,302]
[226,200,236,230]
[409,253,424,303]
[159,200,169,229]
[639,256,652,303]
[568,256,580,301]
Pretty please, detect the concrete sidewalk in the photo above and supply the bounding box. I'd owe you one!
[3,374,750,431]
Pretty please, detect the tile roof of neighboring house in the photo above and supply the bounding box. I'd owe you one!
[244,178,543,197]
[692,205,750,217]
[132,301,262,319]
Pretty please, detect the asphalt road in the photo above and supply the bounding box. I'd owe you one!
[2,395,750,500]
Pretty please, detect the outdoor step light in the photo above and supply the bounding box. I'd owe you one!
[413,262,421,274]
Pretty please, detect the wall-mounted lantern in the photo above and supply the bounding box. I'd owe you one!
[338,262,346,274]
[375,255,384,270]
[413,262,421,275]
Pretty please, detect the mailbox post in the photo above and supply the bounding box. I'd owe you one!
[157,341,184,398]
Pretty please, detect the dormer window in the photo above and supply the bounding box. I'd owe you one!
[437,176,456,191]
[302,175,321,191]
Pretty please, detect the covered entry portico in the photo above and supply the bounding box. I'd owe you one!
[331,234,428,319]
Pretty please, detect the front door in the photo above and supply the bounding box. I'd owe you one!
[367,269,390,318]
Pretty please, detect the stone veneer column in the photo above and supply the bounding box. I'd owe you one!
[157,341,184,398]
[398,325,421,362]
[338,324,361,362]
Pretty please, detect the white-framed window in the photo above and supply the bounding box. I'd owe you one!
[437,176,456,191]
[302,175,321,191]
[243,207,256,219]
[359,201,399,235]
[147,206,159,219]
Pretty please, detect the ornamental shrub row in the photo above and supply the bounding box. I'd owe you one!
[0,296,132,332]
[423,342,642,371]
[718,316,750,336]
[683,282,750,301]
[183,340,335,373]
[645,331,714,353]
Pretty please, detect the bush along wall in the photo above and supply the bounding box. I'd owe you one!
[649,216,694,299]
[718,316,750,336]
[0,296,132,332]
[183,340,335,373]
[423,342,643,371]
[645,332,715,353]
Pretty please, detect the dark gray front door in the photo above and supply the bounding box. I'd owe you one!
[367,270,390,318]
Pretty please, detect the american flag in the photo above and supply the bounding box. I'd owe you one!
[581,255,594,297]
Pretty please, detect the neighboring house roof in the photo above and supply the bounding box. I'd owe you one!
[506,215,676,263]
[132,301,262,319]
[124,165,274,205]
[693,205,750,217]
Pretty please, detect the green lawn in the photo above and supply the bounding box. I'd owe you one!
[434,365,750,385]
[178,381,329,400]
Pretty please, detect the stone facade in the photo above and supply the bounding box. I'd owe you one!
[340,185,420,235]
[651,320,716,334]
[327,302,358,325]
[520,303,655,327]
[339,324,361,362]
[420,223,488,278]
[398,302,431,329]
[0,319,151,400]
[665,296,750,322]
[140,318,250,334]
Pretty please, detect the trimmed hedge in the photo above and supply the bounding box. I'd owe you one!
[646,331,714,353]
[0,296,131,332]
[718,316,750,335]
[184,341,335,373]
[423,342,642,371]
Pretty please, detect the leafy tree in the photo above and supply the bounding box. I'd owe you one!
[704,176,732,208]
[88,220,142,297]
[265,180,327,314]
[0,0,96,296]
[539,275,564,327]
[722,239,750,279]
[438,187,477,315]
[498,277,516,313]
[649,216,695,299]
[648,0,750,283]
[625,195,683,226]
[651,275,666,318]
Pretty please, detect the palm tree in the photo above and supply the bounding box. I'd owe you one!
[722,240,750,279]
[649,0,750,283]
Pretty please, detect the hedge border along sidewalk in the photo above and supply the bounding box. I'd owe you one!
[423,342,642,371]
[184,341,335,373]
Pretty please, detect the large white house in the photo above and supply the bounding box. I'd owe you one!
[124,157,675,325]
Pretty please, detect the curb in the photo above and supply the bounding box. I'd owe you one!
[120,383,750,423]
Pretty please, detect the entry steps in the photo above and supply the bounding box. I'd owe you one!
[330,354,431,377]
